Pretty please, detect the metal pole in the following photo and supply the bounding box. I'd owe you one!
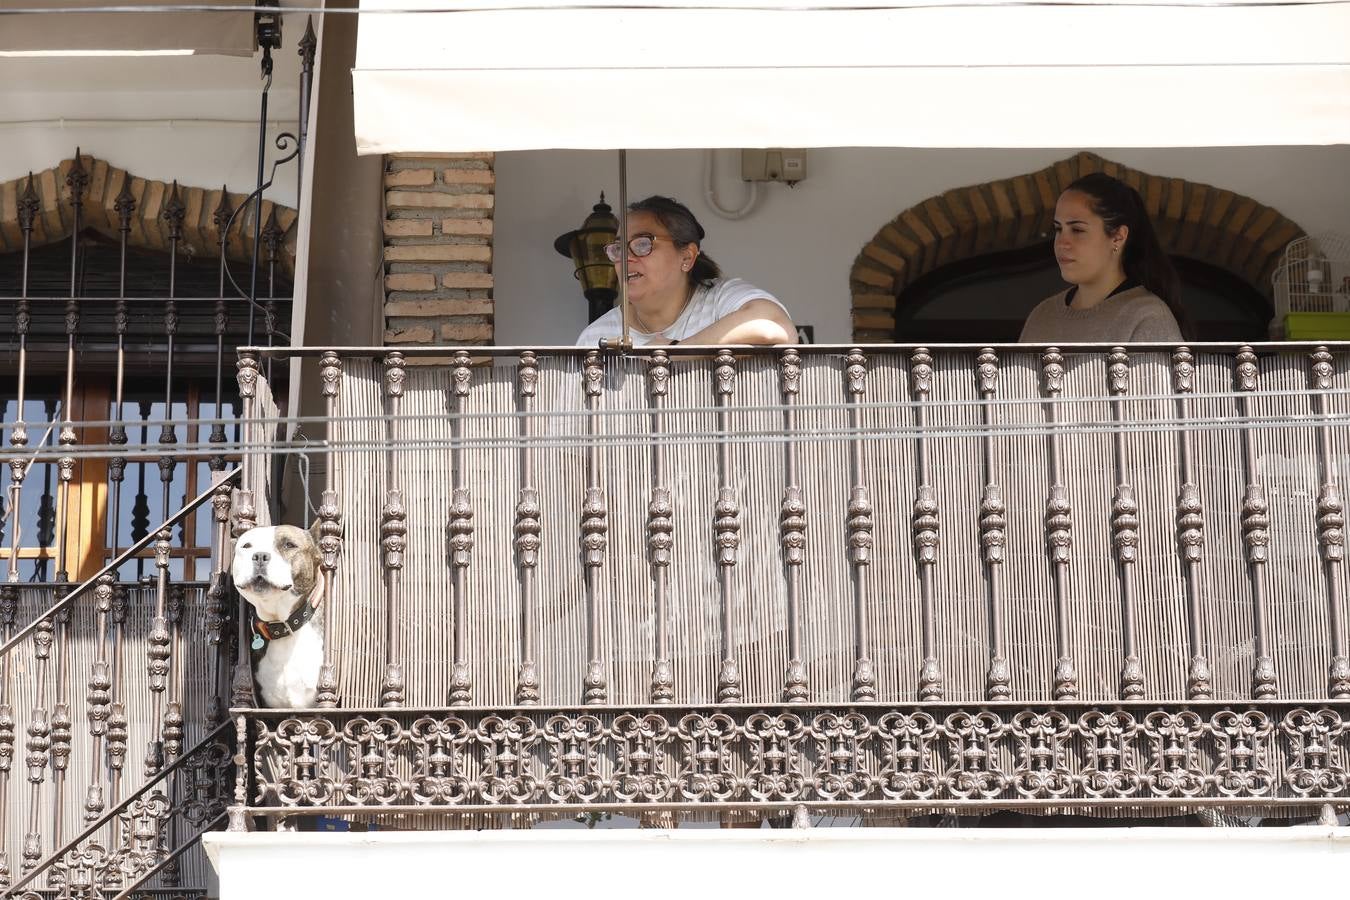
[618,150,629,347]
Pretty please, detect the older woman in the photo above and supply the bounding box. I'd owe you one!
[575,195,795,347]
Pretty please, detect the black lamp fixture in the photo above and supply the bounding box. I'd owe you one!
[554,193,620,323]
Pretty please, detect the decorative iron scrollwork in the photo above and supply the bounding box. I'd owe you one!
[239,704,1350,817]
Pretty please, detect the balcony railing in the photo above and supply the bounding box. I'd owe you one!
[224,342,1350,827]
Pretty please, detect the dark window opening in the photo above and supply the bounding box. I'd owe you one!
[893,243,1272,343]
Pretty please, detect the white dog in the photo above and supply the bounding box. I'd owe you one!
[232,524,324,708]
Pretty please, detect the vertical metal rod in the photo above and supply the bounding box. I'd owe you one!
[3,175,35,888]
[910,349,942,700]
[1106,348,1144,699]
[0,585,17,886]
[262,208,282,388]
[110,178,135,566]
[230,355,261,711]
[164,584,185,762]
[83,574,115,826]
[314,352,344,708]
[56,152,86,582]
[227,713,249,832]
[145,182,184,792]
[22,615,52,877]
[380,353,407,709]
[297,16,317,214]
[1308,348,1350,697]
[447,351,474,706]
[106,582,128,810]
[1234,347,1277,698]
[207,477,234,732]
[647,350,673,703]
[9,176,38,585]
[1171,347,1212,699]
[145,529,173,778]
[1040,348,1078,700]
[211,188,234,478]
[713,349,742,703]
[976,349,1010,699]
[779,348,808,701]
[160,183,184,548]
[248,44,276,346]
[514,352,541,705]
[580,352,608,704]
[617,149,630,349]
[50,149,90,849]
[844,350,875,701]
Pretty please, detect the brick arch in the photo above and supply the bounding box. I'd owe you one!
[849,151,1305,342]
[0,152,297,279]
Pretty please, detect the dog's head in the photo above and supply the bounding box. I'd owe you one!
[231,524,322,622]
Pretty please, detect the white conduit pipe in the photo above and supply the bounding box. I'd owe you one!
[703,148,759,220]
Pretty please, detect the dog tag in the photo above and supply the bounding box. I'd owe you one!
[251,633,265,652]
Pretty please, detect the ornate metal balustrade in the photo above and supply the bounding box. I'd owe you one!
[236,703,1348,820]
[0,472,239,897]
[228,342,1350,826]
[6,721,233,900]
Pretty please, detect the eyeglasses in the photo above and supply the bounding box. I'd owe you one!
[603,233,670,263]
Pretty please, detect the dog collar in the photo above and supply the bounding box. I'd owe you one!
[251,584,322,650]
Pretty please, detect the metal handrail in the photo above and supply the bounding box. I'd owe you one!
[239,340,1350,359]
[0,465,241,659]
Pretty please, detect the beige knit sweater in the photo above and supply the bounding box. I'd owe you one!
[1019,285,1183,343]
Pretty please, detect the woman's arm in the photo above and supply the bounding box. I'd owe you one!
[652,299,796,346]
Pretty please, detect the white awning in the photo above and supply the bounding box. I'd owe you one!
[353,0,1350,152]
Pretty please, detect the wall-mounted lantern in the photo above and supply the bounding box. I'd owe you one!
[553,193,619,323]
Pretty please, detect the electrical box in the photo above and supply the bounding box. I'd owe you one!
[741,149,807,184]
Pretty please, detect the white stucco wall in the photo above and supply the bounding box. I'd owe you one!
[206,826,1350,900]
[494,147,1350,345]
[1,51,301,208]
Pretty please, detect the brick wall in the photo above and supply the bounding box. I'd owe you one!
[383,153,494,345]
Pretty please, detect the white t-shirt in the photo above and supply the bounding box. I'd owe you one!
[575,277,786,347]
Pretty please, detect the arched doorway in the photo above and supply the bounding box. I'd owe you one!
[848,152,1304,343]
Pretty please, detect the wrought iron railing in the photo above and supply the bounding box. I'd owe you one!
[0,471,238,895]
[236,703,1346,820]
[6,720,233,900]
[225,342,1350,827]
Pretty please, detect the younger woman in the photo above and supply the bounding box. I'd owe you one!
[1020,172,1185,343]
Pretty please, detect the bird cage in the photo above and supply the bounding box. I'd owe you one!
[1273,232,1350,317]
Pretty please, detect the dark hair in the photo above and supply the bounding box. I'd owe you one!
[628,195,722,287]
[1064,172,1188,337]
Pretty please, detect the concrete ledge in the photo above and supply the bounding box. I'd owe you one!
[205,826,1350,900]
